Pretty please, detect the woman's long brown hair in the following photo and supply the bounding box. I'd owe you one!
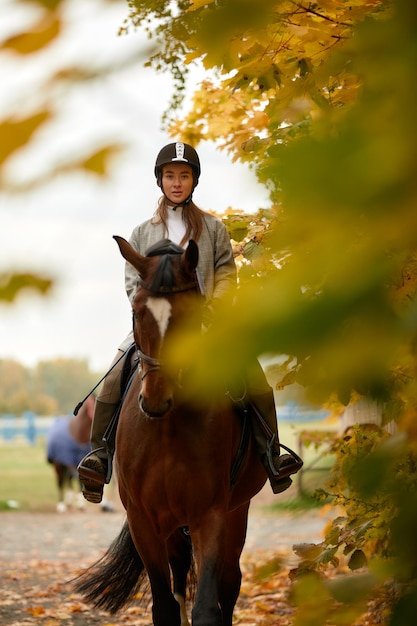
[153,196,206,247]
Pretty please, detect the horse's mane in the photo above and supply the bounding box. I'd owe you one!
[144,239,184,293]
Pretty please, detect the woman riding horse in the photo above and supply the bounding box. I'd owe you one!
[75,237,270,625]
[78,142,302,502]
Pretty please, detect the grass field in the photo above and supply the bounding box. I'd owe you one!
[0,422,336,512]
[0,440,59,511]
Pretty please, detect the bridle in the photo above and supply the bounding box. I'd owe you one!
[137,276,200,295]
[136,347,161,381]
[134,271,203,382]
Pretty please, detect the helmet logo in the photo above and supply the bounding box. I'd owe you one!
[173,142,187,162]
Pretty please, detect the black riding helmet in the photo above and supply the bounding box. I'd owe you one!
[154,142,201,204]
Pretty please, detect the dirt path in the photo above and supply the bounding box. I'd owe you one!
[0,486,331,625]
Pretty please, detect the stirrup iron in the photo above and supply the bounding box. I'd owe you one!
[266,438,303,478]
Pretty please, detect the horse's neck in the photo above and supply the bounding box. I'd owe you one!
[68,414,91,445]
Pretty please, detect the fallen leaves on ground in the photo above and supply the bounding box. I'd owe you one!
[0,550,389,625]
[1,551,295,626]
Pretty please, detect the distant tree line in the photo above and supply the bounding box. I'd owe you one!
[0,358,102,416]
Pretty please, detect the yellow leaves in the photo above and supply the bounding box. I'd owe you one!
[27,604,46,615]
[1,142,126,192]
[79,145,124,177]
[0,2,137,193]
[1,13,61,55]
[388,252,417,310]
[165,0,390,159]
[0,110,51,169]
[187,0,216,11]
[170,79,274,163]
[398,407,417,452]
[0,272,53,304]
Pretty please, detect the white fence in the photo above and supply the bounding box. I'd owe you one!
[0,402,332,446]
[0,413,56,445]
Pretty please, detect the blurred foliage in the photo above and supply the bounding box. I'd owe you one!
[0,357,101,414]
[127,0,417,623]
[0,0,138,192]
[288,423,417,625]
[0,0,145,303]
[0,272,53,302]
[127,0,379,142]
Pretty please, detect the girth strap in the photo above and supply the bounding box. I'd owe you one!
[229,405,251,489]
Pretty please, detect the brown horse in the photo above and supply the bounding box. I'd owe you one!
[74,237,266,626]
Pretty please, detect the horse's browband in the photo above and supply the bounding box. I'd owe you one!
[137,278,200,294]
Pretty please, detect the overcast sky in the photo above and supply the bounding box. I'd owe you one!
[0,0,270,372]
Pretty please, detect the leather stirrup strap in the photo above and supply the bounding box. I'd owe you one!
[102,357,140,484]
[248,401,275,440]
[230,406,251,488]
[249,401,302,470]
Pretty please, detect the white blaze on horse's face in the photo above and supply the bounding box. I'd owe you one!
[146,296,172,339]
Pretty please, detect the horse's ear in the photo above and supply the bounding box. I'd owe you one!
[113,236,148,276]
[182,240,199,274]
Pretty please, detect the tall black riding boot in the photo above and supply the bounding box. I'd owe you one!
[249,391,303,494]
[77,348,129,503]
[78,400,119,504]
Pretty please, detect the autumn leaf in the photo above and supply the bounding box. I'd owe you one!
[348,549,368,571]
[77,145,124,177]
[27,605,46,615]
[0,272,53,303]
[1,14,61,55]
[0,111,51,168]
[187,0,215,10]
[293,542,326,561]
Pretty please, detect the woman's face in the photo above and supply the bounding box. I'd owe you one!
[161,162,194,205]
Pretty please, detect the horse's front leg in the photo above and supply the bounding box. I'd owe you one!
[128,512,183,626]
[148,566,182,626]
[218,503,251,626]
[191,510,227,626]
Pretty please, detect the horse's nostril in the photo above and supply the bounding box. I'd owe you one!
[138,394,144,412]
[139,393,172,419]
